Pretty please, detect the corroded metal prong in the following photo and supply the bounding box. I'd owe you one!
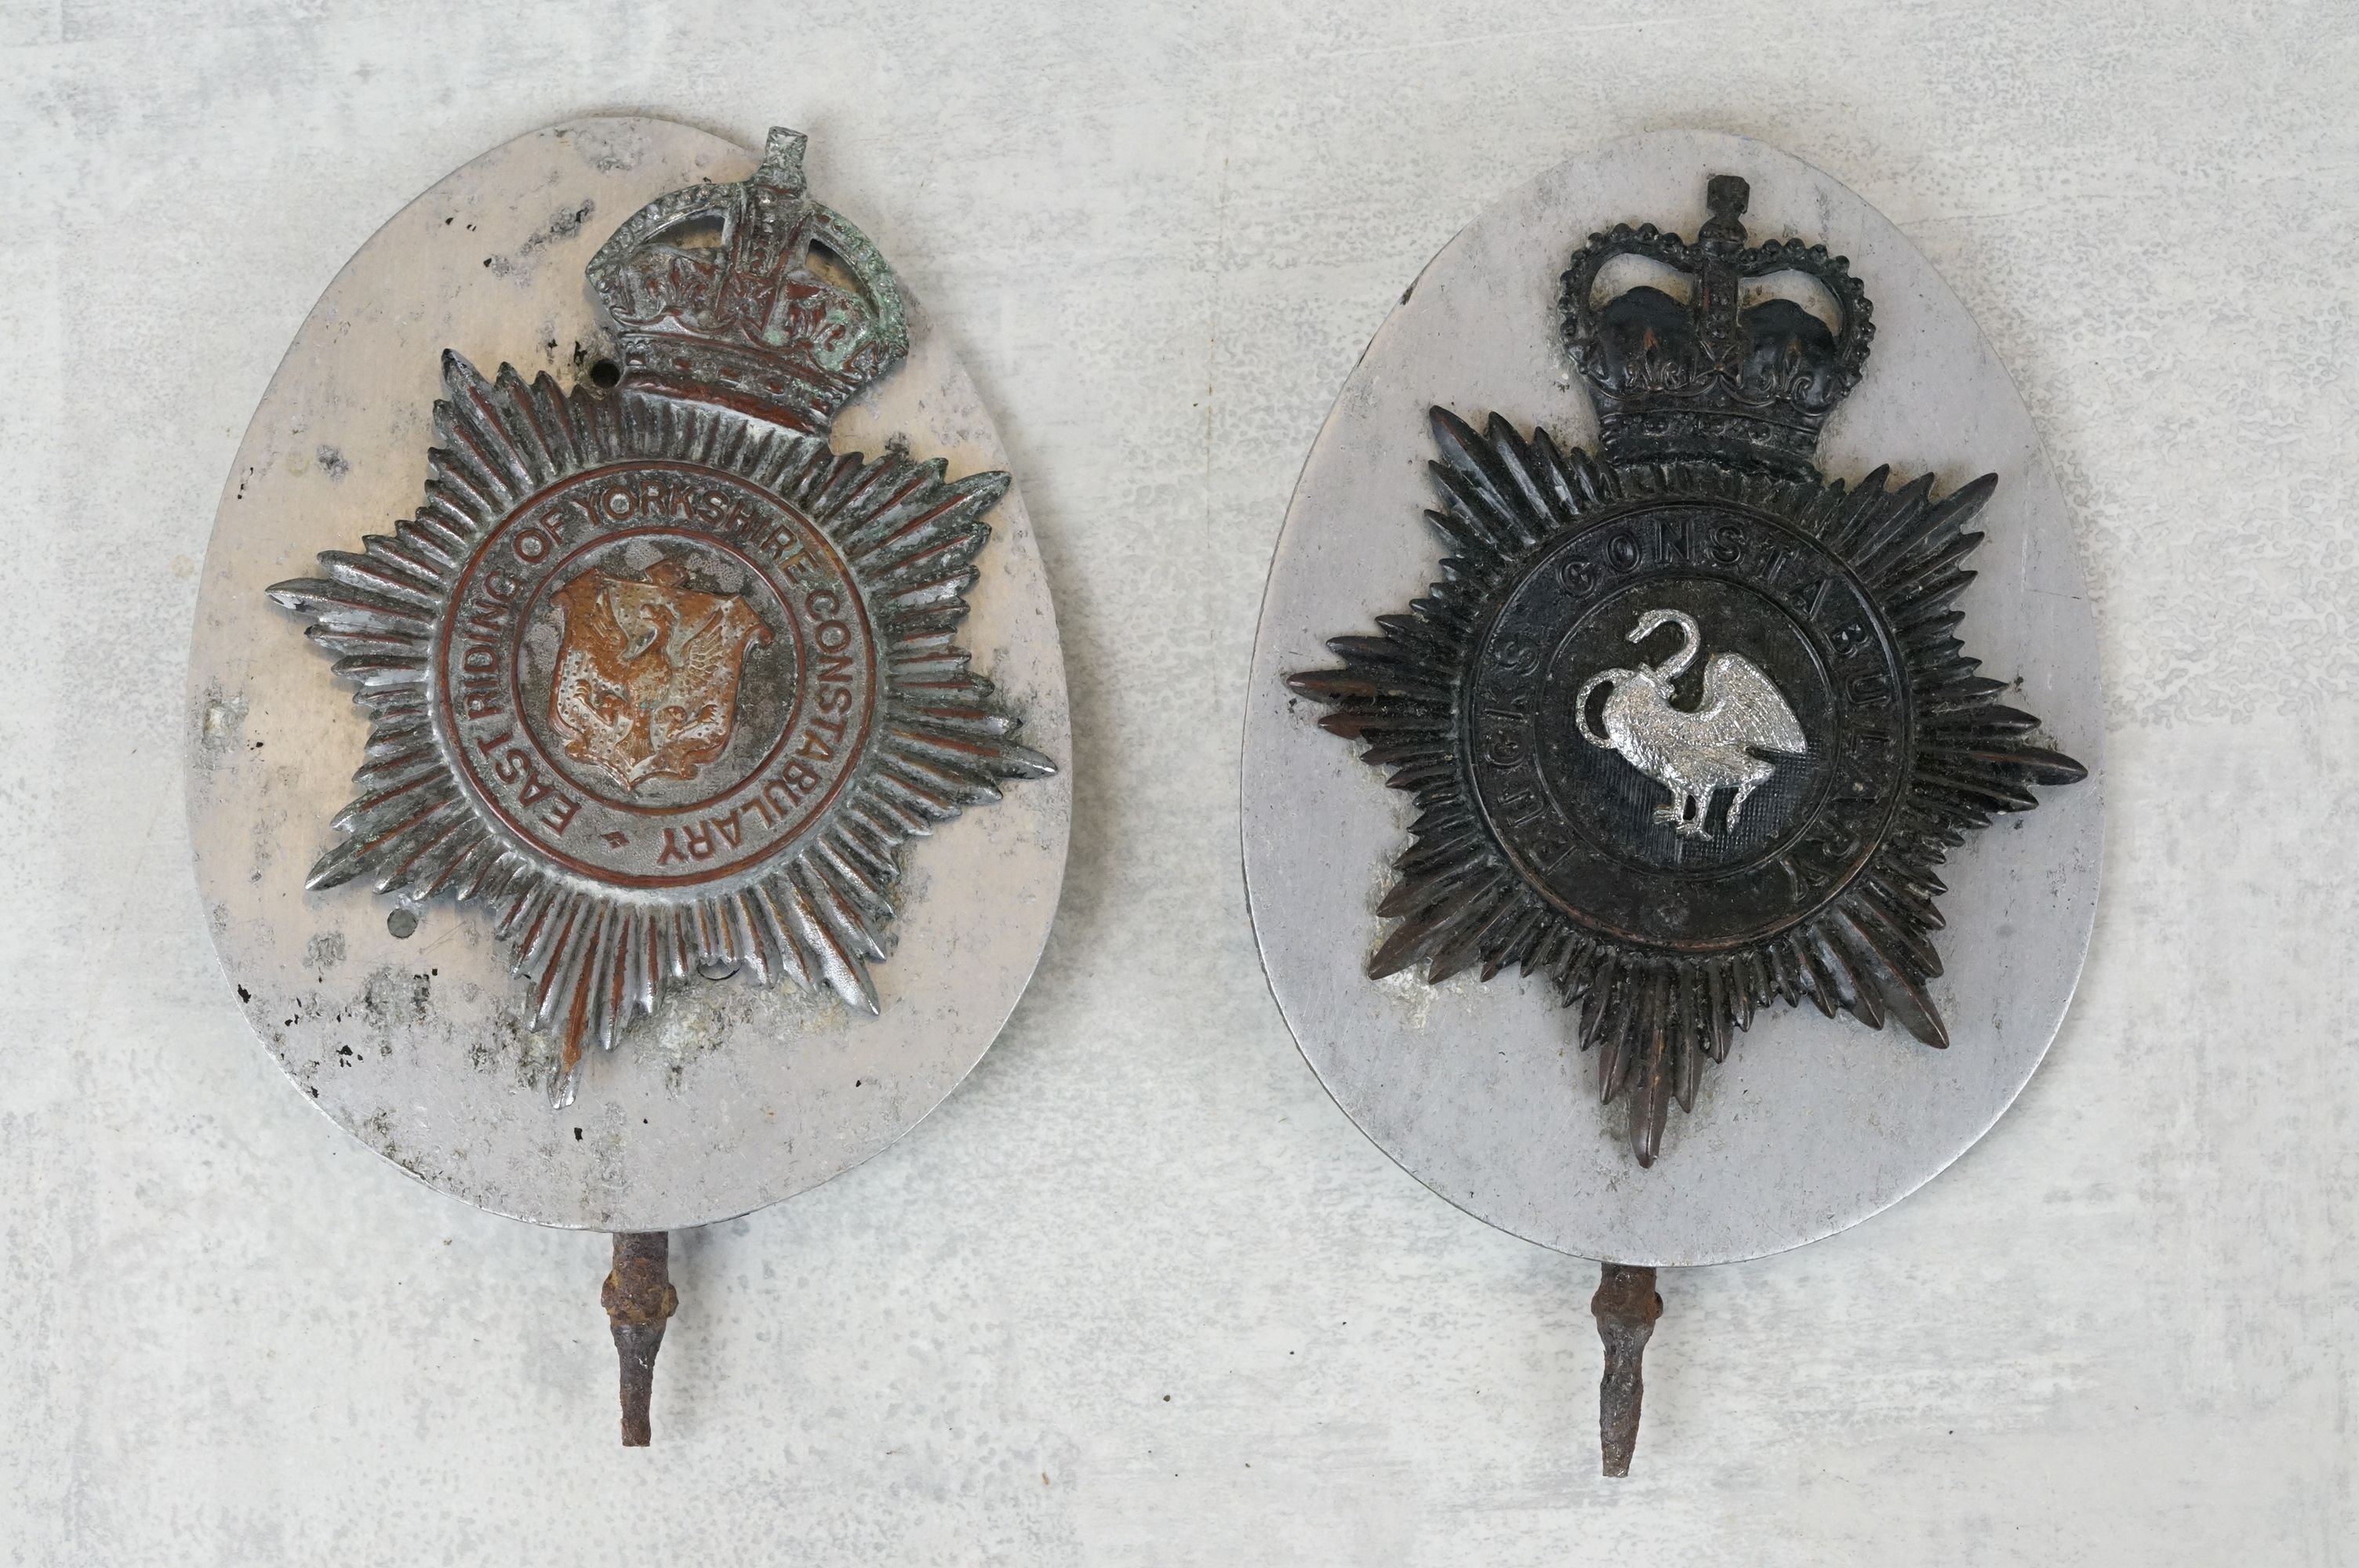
[602,1232,678,1446]
[1592,1262,1662,1477]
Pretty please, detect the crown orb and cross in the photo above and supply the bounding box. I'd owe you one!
[1561,174,1877,475]
[1287,170,2085,1475]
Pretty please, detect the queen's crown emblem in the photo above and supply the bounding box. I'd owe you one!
[587,127,909,431]
[1560,175,1874,475]
[1291,168,2085,1171]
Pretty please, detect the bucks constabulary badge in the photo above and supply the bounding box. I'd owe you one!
[1291,174,2085,1167]
[270,129,1053,1098]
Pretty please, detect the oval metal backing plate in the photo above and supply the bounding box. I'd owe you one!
[187,118,1072,1232]
[1241,131,2103,1268]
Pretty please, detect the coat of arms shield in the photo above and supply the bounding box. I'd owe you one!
[547,556,777,793]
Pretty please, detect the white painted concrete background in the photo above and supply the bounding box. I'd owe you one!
[1,2,2351,1563]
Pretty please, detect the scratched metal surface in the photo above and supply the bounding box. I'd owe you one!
[184,120,1074,1232]
[1244,131,2104,1267]
[5,5,2357,1565]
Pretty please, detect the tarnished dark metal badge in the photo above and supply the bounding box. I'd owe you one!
[268,129,1052,1096]
[1246,131,2099,1481]
[1292,173,2085,1165]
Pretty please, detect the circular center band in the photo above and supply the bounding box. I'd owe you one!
[434,462,879,888]
[1465,503,1912,949]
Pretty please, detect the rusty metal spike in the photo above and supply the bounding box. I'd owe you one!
[602,1232,679,1448]
[1592,1262,1663,1477]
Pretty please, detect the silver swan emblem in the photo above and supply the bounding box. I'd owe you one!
[1573,608,1807,840]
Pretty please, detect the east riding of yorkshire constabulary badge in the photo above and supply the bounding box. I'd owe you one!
[271,129,1054,1101]
[1291,175,2085,1166]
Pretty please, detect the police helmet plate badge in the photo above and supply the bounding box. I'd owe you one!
[187,120,1070,1443]
[1243,132,2100,1473]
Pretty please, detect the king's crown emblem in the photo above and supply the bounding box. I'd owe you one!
[587,126,910,431]
[1559,175,1875,474]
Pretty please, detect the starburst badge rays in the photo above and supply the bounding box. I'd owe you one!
[1289,176,2085,1167]
[268,131,1052,1101]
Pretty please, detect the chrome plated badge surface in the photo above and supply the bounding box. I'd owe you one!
[191,118,1070,1235]
[267,130,1052,1097]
